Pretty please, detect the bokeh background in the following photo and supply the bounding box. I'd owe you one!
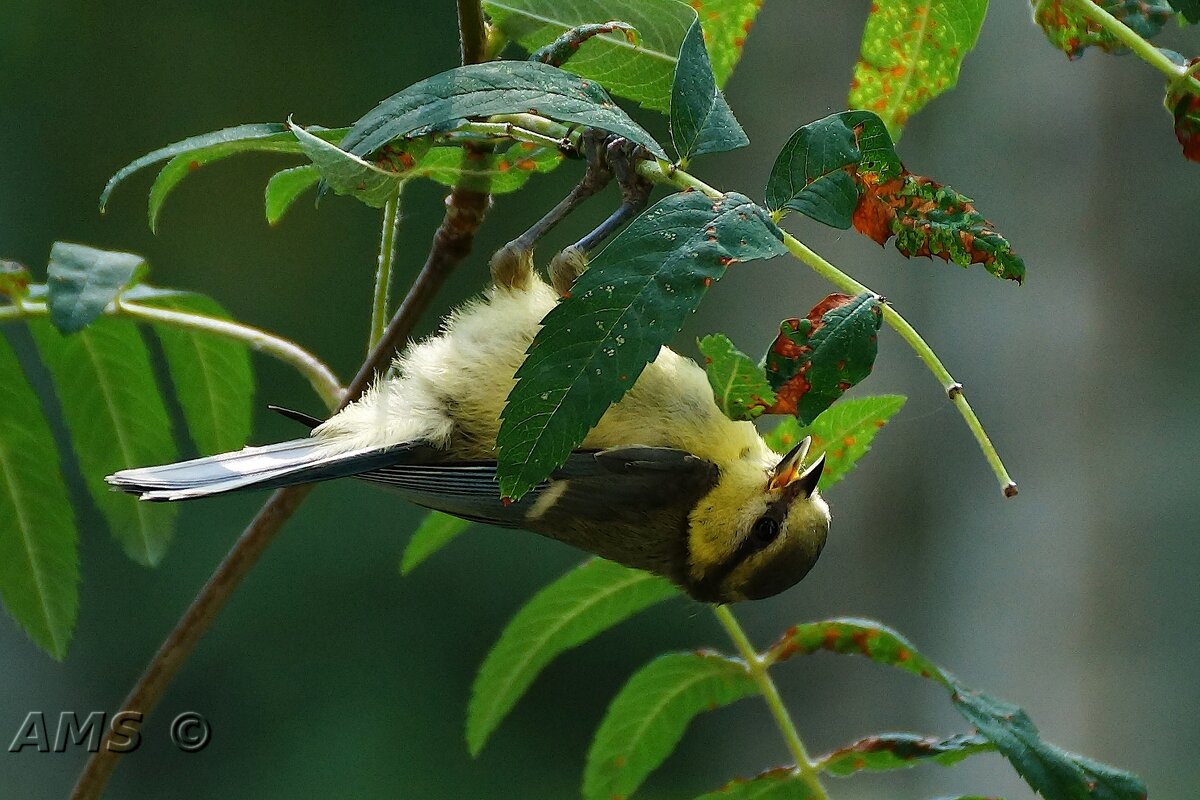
[2,1,1197,798]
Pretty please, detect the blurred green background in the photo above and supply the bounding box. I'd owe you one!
[2,1,1197,798]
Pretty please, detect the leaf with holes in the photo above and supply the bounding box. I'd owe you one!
[30,319,178,566]
[0,261,30,301]
[399,512,471,576]
[692,769,817,800]
[583,652,757,800]
[817,732,993,776]
[764,395,905,490]
[765,110,900,228]
[497,191,786,500]
[849,0,987,138]
[0,336,79,660]
[762,293,883,425]
[697,333,774,421]
[46,243,147,334]
[671,18,748,161]
[339,60,665,160]
[469,558,677,754]
[1032,0,1174,58]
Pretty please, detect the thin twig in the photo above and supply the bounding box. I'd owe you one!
[370,192,403,351]
[1063,0,1200,96]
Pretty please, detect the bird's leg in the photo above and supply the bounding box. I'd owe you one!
[550,137,654,296]
[489,128,613,290]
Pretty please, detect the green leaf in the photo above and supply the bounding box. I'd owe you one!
[30,319,178,565]
[670,18,748,161]
[1166,55,1200,162]
[697,333,774,420]
[1170,0,1200,22]
[338,60,666,160]
[399,512,471,575]
[583,651,757,800]
[768,619,1147,800]
[264,166,321,225]
[764,395,905,490]
[692,769,817,800]
[413,142,564,194]
[849,0,988,139]
[497,191,787,500]
[817,732,993,776]
[694,0,764,85]
[0,260,31,301]
[0,335,79,660]
[468,559,677,754]
[1032,1,1175,58]
[46,243,147,334]
[136,292,254,455]
[289,121,402,209]
[530,20,639,67]
[763,293,883,425]
[765,110,900,228]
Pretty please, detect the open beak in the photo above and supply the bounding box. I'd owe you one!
[768,436,825,498]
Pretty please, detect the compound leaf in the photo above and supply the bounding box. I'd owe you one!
[46,243,147,334]
[399,512,471,576]
[697,333,774,421]
[670,18,748,161]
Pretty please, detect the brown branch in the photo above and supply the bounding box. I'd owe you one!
[69,7,495,799]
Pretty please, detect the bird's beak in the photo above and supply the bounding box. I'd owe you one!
[769,436,811,490]
[791,452,825,499]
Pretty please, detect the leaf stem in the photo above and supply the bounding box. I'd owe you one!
[712,606,829,799]
[1064,0,1200,95]
[371,192,403,351]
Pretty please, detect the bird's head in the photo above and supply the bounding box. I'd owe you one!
[684,437,830,603]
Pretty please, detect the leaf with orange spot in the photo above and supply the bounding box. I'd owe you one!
[817,732,993,776]
[697,333,775,421]
[848,0,987,139]
[1032,0,1175,59]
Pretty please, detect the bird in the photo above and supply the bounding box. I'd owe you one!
[107,260,830,604]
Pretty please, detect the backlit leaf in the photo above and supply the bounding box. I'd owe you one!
[339,60,666,160]
[469,558,677,754]
[1032,0,1174,58]
[497,191,786,500]
[697,333,774,421]
[0,261,31,301]
[412,142,564,194]
[30,319,178,565]
[0,335,78,660]
[764,395,906,490]
[265,166,321,225]
[692,769,817,800]
[583,652,757,800]
[849,0,988,139]
[46,243,147,334]
[817,732,993,776]
[399,512,471,576]
[289,122,403,209]
[670,18,749,161]
[762,293,883,425]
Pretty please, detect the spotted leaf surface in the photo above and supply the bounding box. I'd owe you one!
[818,732,993,776]
[1032,0,1174,59]
[497,191,786,500]
[849,0,987,139]
[762,293,883,425]
[692,769,818,800]
[697,333,774,420]
[670,18,749,161]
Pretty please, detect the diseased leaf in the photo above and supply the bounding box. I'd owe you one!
[136,292,254,455]
[849,0,987,139]
[762,293,883,425]
[764,395,906,490]
[289,122,404,209]
[670,18,749,161]
[1032,0,1174,58]
[469,559,677,754]
[0,261,31,301]
[765,110,900,228]
[698,333,774,421]
[339,60,666,160]
[1166,56,1200,162]
[694,0,763,85]
[497,191,786,500]
[412,142,564,194]
[768,619,1147,800]
[265,166,321,225]
[692,768,817,800]
[1170,0,1200,22]
[817,732,993,776]
[0,335,79,660]
[30,319,178,566]
[583,652,757,800]
[399,512,471,576]
[531,20,639,67]
[46,243,147,334]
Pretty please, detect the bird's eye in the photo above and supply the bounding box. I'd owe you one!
[751,517,780,547]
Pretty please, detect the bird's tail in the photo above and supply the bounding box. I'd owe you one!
[107,439,418,502]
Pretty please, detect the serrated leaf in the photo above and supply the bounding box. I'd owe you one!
[136,292,254,455]
[289,121,403,209]
[763,293,883,425]
[1031,0,1174,58]
[0,261,31,301]
[765,110,900,227]
[497,191,786,500]
[584,651,757,800]
[692,769,817,800]
[46,243,147,334]
[339,60,666,160]
[697,333,774,420]
[469,558,677,754]
[399,512,471,576]
[849,0,987,139]
[1170,0,1200,22]
[768,619,1147,800]
[764,395,906,490]
[30,319,178,565]
[413,142,564,194]
[670,18,748,161]
[818,732,993,776]
[0,335,79,660]
[265,166,321,225]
